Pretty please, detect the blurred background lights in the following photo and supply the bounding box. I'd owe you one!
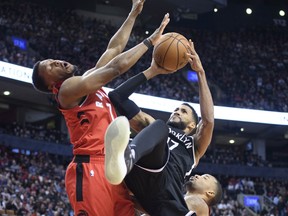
[246,8,252,14]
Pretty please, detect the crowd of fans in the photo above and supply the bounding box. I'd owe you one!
[0,122,69,145]
[1,121,287,168]
[0,145,72,216]
[0,0,287,215]
[1,0,288,112]
[201,145,273,168]
[211,175,288,216]
[0,145,287,216]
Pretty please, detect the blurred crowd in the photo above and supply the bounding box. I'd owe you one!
[0,145,287,216]
[210,175,288,216]
[0,0,288,215]
[201,145,272,167]
[0,122,69,145]
[0,145,72,216]
[1,121,286,168]
[0,0,288,112]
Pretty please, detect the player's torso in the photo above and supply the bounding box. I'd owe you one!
[143,127,196,214]
[60,89,117,155]
[167,126,196,179]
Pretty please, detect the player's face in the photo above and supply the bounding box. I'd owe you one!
[167,104,194,130]
[186,174,217,194]
[39,59,77,87]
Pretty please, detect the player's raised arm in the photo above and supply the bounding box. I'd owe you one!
[187,40,214,164]
[95,0,145,69]
[58,14,170,108]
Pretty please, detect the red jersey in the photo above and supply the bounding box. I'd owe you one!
[58,88,117,155]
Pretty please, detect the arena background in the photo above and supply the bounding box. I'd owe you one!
[0,0,287,215]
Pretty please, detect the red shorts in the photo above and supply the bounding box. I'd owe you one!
[65,155,134,216]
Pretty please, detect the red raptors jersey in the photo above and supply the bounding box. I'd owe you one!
[59,88,117,155]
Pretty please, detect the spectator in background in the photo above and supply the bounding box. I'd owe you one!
[0,145,287,215]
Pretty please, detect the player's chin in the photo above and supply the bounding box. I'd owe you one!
[70,65,79,75]
[184,181,193,190]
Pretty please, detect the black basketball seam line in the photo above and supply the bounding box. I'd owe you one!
[176,42,180,70]
[154,33,185,49]
[172,33,189,66]
[170,32,185,41]
[178,38,189,50]
[162,37,177,67]
[153,34,174,65]
[169,33,182,70]
[176,39,188,68]
[154,34,175,50]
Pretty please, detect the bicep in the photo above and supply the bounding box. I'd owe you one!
[129,111,155,133]
[95,47,121,69]
[194,120,214,160]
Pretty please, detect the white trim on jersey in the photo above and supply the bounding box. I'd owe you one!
[184,136,196,178]
[186,210,196,216]
[79,95,88,107]
[135,143,170,173]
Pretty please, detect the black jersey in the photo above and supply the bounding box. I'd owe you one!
[125,125,196,216]
[167,126,196,180]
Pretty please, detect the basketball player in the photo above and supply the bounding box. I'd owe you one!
[134,173,223,216]
[184,174,223,215]
[31,0,171,214]
[105,40,220,215]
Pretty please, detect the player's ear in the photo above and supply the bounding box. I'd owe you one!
[206,190,215,199]
[187,122,196,133]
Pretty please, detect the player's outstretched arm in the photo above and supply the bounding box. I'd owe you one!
[187,40,214,165]
[95,0,145,69]
[58,14,170,109]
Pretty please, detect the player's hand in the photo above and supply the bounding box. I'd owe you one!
[150,59,176,75]
[148,13,170,46]
[131,0,145,16]
[187,40,204,74]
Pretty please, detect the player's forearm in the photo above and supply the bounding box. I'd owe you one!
[197,70,214,124]
[81,40,150,93]
[108,71,147,120]
[107,12,138,53]
[111,40,150,75]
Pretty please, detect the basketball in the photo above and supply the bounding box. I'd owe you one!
[153,32,189,71]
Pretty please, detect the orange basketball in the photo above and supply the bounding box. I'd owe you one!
[153,32,189,71]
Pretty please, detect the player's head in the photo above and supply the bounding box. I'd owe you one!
[32,59,78,93]
[185,174,222,206]
[167,103,199,135]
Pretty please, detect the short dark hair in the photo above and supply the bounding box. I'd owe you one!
[32,61,51,93]
[209,179,223,206]
[182,103,199,125]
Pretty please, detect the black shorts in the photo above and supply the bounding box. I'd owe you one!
[125,162,195,216]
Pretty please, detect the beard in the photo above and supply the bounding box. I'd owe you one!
[184,180,194,192]
[166,119,186,130]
